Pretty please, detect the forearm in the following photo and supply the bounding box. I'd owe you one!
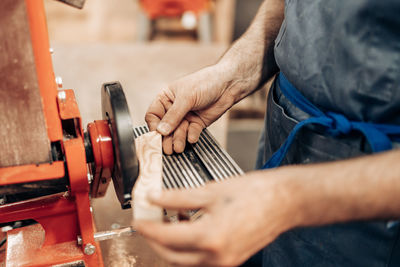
[217,0,284,103]
[274,149,400,229]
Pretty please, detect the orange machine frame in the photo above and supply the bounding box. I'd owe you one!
[0,1,103,266]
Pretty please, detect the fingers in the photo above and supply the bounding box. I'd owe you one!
[161,120,189,154]
[187,122,204,144]
[185,112,207,144]
[145,89,193,153]
[135,220,204,249]
[162,135,174,155]
[145,91,173,130]
[145,113,160,132]
[145,87,208,152]
[149,188,213,210]
[173,120,189,153]
[157,100,192,136]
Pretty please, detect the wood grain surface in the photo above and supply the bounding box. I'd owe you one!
[132,131,163,222]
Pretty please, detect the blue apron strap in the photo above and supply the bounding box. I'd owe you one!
[277,73,325,117]
[263,117,331,168]
[263,73,400,169]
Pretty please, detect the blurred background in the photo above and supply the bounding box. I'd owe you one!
[45,0,265,266]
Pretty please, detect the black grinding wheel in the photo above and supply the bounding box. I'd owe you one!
[102,82,139,209]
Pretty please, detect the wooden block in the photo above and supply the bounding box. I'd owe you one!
[132,131,163,222]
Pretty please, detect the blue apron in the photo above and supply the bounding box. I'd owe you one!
[263,73,400,169]
[250,75,400,267]
[244,0,400,265]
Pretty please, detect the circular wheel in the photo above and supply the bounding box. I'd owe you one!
[102,82,139,209]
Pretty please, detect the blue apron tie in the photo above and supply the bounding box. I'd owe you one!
[263,73,400,169]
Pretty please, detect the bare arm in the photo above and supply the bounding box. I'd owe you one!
[135,150,400,266]
[285,149,400,227]
[218,0,285,103]
[145,0,284,154]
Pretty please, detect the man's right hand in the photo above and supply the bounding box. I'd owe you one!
[145,0,284,155]
[145,63,239,154]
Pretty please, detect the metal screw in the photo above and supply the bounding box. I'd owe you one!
[49,47,54,54]
[87,173,93,184]
[55,76,63,88]
[58,91,66,102]
[77,227,136,245]
[84,243,96,255]
[1,226,12,232]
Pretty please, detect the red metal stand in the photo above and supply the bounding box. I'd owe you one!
[0,1,104,266]
[0,90,104,266]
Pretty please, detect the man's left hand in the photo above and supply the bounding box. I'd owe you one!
[134,172,295,267]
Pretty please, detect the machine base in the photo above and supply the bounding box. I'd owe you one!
[5,224,102,267]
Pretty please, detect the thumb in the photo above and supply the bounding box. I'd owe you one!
[157,100,192,136]
[148,188,213,210]
[157,99,192,136]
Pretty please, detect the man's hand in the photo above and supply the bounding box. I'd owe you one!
[134,172,295,267]
[145,63,239,155]
[134,149,400,266]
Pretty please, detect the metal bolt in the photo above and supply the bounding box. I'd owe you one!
[49,47,54,54]
[58,91,66,102]
[1,226,12,232]
[84,243,96,255]
[77,227,136,245]
[55,76,63,88]
[87,173,93,184]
